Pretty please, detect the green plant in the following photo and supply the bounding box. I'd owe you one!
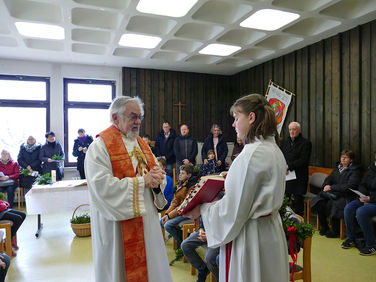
[279,196,314,242]
[34,173,52,185]
[71,213,90,224]
[193,165,202,174]
[52,154,64,160]
[0,192,6,201]
[21,168,30,176]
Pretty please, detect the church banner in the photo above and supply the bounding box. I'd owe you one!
[265,81,293,134]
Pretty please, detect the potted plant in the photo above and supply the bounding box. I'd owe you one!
[34,173,52,185]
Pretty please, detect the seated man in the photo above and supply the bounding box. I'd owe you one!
[160,164,196,249]
[0,150,20,208]
[181,217,220,282]
[342,151,376,256]
[157,157,174,211]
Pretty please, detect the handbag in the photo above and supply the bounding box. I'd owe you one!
[319,191,338,201]
[0,200,10,212]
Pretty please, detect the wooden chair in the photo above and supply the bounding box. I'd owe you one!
[340,218,345,240]
[291,214,312,282]
[3,187,23,210]
[180,219,199,275]
[0,220,13,257]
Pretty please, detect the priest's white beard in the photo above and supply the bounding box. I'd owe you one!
[126,130,139,141]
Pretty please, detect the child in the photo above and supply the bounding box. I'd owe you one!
[160,164,196,248]
[157,157,174,211]
[202,150,218,176]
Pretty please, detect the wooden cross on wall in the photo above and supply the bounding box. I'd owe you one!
[174,101,186,125]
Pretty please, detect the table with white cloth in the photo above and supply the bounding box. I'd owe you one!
[25,180,89,238]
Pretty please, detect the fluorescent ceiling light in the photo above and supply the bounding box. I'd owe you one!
[199,44,241,56]
[136,0,198,17]
[15,22,64,40]
[119,34,162,49]
[240,9,300,31]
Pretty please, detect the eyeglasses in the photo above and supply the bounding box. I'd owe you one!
[124,113,144,121]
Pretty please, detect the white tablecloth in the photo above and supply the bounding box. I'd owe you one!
[25,180,89,215]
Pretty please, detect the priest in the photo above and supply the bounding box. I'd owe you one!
[85,96,172,282]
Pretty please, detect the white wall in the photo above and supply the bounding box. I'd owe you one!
[0,58,122,148]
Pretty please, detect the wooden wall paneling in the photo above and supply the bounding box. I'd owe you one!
[349,27,361,163]
[144,70,152,136]
[371,21,376,161]
[130,68,137,96]
[316,41,325,165]
[157,70,165,131]
[273,57,284,86]
[301,48,310,138]
[309,44,318,164]
[341,31,351,151]
[324,38,333,166]
[171,71,179,132]
[296,49,303,125]
[122,68,130,96]
[331,35,341,166]
[360,23,371,167]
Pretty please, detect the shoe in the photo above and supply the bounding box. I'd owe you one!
[341,239,356,249]
[359,246,376,256]
[325,230,339,238]
[319,228,328,236]
[12,237,19,250]
[197,267,209,282]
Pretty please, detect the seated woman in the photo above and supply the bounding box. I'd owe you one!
[17,135,42,174]
[0,150,20,208]
[39,131,65,180]
[0,196,26,257]
[311,149,362,238]
[342,151,376,256]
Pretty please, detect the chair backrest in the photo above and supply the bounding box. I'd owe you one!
[309,173,328,193]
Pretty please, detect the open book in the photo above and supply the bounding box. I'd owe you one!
[178,174,225,215]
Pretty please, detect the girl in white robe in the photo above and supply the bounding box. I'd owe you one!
[191,94,289,282]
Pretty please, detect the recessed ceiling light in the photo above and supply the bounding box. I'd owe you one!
[136,0,199,17]
[119,34,162,49]
[15,22,64,40]
[199,44,241,56]
[240,9,300,31]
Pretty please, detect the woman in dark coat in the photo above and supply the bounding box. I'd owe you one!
[17,136,42,174]
[312,149,362,238]
[73,128,93,179]
[201,124,228,172]
[39,131,65,180]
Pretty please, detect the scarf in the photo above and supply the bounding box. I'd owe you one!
[0,159,9,165]
[24,143,39,153]
[338,163,351,174]
[78,136,87,143]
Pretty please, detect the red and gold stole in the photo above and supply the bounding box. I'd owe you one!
[99,125,155,282]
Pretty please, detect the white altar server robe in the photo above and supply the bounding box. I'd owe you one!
[85,136,172,282]
[201,136,289,282]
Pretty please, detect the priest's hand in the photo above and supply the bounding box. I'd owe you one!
[185,205,201,219]
[144,166,165,188]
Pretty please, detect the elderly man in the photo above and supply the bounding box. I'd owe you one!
[154,121,177,177]
[85,96,172,282]
[174,123,198,176]
[280,121,312,216]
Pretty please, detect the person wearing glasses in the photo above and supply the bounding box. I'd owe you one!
[84,96,172,282]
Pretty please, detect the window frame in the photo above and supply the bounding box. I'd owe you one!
[63,78,115,166]
[0,74,50,139]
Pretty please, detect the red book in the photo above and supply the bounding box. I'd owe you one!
[179,175,225,215]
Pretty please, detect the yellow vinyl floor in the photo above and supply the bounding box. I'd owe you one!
[5,211,376,282]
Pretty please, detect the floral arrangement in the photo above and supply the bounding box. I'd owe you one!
[34,173,52,185]
[279,196,314,243]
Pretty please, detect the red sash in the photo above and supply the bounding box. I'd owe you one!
[99,125,156,282]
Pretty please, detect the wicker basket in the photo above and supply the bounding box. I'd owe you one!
[71,204,91,237]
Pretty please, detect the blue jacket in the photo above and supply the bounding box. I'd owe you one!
[174,135,198,165]
[154,129,177,165]
[164,175,174,208]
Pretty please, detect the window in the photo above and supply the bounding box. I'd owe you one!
[0,75,49,160]
[64,78,115,164]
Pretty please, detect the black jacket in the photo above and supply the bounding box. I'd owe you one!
[154,129,177,165]
[201,133,228,171]
[322,162,362,218]
[280,134,312,194]
[173,135,198,165]
[73,135,94,163]
[17,143,42,172]
[358,163,376,203]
